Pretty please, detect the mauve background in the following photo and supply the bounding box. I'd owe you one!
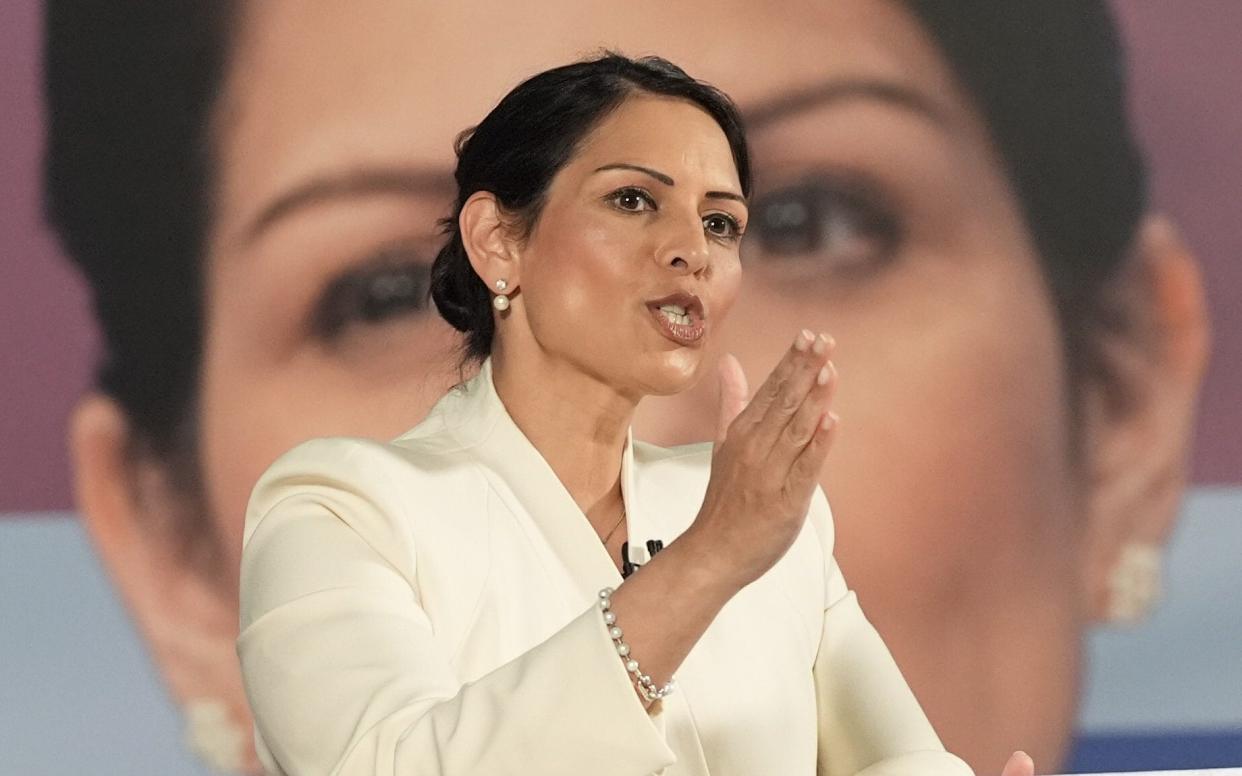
[2,0,1239,510]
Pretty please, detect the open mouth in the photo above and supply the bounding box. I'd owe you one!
[646,292,707,346]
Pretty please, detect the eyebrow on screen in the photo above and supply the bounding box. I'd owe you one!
[245,167,454,244]
[594,163,747,205]
[742,79,949,130]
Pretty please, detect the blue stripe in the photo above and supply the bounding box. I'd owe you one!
[1066,730,1242,772]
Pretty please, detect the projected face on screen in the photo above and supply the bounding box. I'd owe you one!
[63,1,1206,773]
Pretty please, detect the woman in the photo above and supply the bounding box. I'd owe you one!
[43,1,1207,771]
[239,52,997,776]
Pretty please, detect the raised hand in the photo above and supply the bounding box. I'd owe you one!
[689,329,838,590]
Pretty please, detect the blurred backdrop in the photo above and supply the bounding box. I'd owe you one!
[2,1,1239,774]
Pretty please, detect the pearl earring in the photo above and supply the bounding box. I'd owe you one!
[493,279,511,311]
[1106,542,1163,623]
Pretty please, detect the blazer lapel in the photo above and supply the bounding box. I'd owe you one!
[443,359,626,603]
[424,360,712,775]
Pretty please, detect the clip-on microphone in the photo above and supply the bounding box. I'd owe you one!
[620,539,665,579]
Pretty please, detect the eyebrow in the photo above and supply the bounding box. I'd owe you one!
[595,163,674,186]
[593,163,747,205]
[742,78,949,130]
[244,166,454,244]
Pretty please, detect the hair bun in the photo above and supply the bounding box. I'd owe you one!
[430,233,494,346]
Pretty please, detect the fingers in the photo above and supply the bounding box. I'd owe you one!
[1000,751,1034,776]
[715,353,750,442]
[749,331,834,453]
[738,329,816,426]
[788,404,838,488]
[777,360,837,456]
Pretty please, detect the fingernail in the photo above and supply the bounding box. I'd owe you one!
[794,330,812,352]
[812,334,828,355]
[816,365,830,386]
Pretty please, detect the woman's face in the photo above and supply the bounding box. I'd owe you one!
[498,95,746,398]
[122,0,1112,769]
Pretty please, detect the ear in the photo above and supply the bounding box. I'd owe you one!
[70,393,260,773]
[1080,215,1211,622]
[459,190,523,295]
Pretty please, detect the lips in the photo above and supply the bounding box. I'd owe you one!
[645,291,707,347]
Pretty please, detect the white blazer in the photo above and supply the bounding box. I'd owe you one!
[238,359,972,776]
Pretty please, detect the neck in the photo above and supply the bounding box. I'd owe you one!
[490,344,635,520]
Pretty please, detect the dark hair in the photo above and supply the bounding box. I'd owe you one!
[902,0,1147,406]
[429,53,752,363]
[44,2,237,459]
[45,3,1143,483]
[43,3,237,567]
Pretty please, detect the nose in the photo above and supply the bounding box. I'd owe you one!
[656,214,711,276]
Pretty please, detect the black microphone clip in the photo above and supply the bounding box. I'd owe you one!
[620,539,665,579]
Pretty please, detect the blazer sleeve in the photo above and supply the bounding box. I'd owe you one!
[237,438,675,776]
[807,488,974,776]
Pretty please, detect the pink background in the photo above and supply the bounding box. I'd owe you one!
[2,1,1239,512]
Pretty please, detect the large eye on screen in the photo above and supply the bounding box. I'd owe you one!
[310,245,434,342]
[746,177,901,276]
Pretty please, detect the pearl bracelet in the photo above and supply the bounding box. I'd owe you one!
[598,587,676,702]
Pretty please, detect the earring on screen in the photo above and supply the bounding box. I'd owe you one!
[1105,542,1163,623]
[493,278,511,312]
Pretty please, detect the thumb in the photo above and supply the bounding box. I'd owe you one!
[716,353,749,441]
[1000,751,1034,776]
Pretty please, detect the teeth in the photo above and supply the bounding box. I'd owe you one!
[659,308,692,326]
[659,304,687,316]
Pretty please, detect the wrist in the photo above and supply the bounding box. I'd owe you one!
[663,524,748,604]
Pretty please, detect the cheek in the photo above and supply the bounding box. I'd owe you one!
[717,241,1089,621]
[712,255,1089,757]
[826,315,1078,605]
[521,224,642,340]
[198,302,462,581]
[713,254,744,322]
[736,279,1081,590]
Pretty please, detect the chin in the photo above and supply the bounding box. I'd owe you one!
[633,348,705,397]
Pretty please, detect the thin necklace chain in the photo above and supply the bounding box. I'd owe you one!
[601,506,627,544]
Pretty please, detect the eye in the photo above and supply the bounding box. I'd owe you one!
[310,245,433,341]
[746,177,900,273]
[606,187,657,213]
[703,212,744,240]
